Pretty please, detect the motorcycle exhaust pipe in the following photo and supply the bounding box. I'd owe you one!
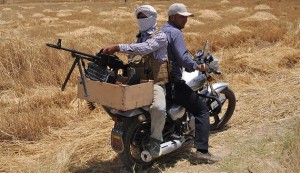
[160,139,183,156]
[141,138,186,162]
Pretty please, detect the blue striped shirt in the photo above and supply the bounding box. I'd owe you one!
[161,22,198,81]
[119,27,168,62]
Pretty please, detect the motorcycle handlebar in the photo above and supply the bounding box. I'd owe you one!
[208,67,222,75]
[193,51,222,75]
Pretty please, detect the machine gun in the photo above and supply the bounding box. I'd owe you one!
[46,39,124,97]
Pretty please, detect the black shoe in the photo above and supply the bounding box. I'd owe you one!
[193,151,222,164]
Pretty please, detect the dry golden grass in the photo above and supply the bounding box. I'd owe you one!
[0,0,299,172]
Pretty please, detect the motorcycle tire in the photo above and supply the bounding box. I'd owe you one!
[119,117,154,170]
[210,87,236,131]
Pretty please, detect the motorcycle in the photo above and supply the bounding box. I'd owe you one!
[46,39,236,170]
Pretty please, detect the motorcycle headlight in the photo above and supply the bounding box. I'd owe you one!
[209,57,219,71]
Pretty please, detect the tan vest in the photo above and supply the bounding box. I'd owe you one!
[144,53,169,84]
[128,31,169,85]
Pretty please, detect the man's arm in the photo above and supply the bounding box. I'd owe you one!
[102,32,167,55]
[102,45,120,54]
[171,31,197,71]
[171,31,208,72]
[195,63,208,71]
[119,32,167,55]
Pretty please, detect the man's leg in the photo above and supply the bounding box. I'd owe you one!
[149,84,166,157]
[169,82,209,150]
[166,82,220,163]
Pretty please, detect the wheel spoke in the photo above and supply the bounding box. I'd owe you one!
[130,122,151,161]
[210,88,236,131]
[219,95,226,103]
[130,145,141,159]
[214,114,220,124]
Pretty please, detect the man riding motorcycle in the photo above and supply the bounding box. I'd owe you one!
[161,3,221,163]
[102,5,169,157]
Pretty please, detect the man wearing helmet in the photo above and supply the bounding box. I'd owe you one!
[102,5,168,157]
[161,3,221,163]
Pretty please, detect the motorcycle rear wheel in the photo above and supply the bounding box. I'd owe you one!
[119,117,154,170]
[210,87,236,130]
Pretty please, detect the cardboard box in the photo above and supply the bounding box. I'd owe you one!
[77,78,154,111]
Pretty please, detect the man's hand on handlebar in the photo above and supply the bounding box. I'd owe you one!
[196,63,209,72]
[101,45,120,55]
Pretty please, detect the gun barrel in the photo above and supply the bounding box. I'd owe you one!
[46,39,124,70]
[46,43,99,59]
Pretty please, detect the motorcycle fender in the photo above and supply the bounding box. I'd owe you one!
[208,82,228,95]
[109,106,149,117]
[111,128,124,153]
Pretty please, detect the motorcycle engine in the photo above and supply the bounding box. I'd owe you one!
[167,104,186,120]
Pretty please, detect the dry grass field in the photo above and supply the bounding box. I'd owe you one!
[0,0,299,172]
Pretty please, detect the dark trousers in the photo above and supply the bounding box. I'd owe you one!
[166,81,210,151]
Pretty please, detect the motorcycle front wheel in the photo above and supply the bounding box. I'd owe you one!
[209,87,236,131]
[119,117,154,170]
